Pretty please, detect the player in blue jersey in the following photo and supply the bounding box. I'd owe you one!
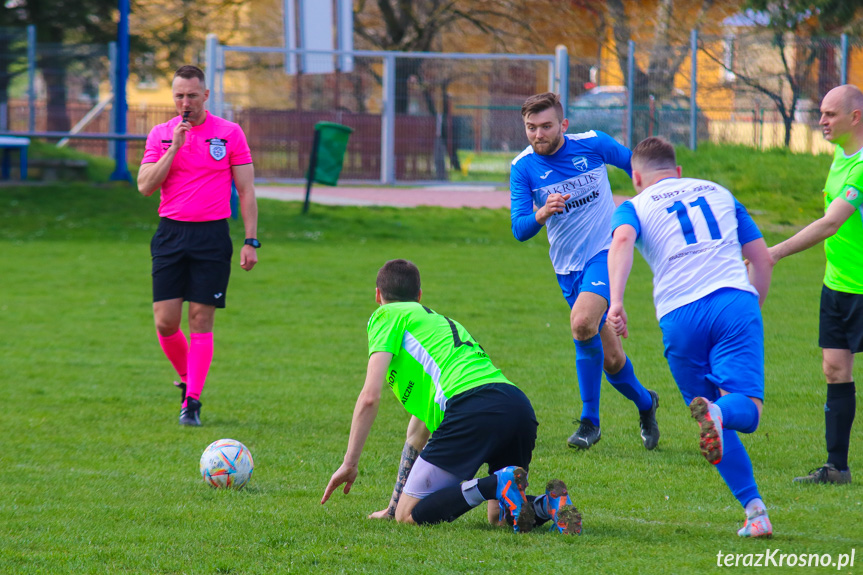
[510,92,659,451]
[607,136,774,537]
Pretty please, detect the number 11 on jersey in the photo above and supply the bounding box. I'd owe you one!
[667,196,721,245]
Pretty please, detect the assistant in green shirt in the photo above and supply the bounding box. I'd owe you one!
[822,144,863,294]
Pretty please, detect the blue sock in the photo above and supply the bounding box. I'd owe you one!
[575,334,603,426]
[605,357,652,411]
[714,428,761,509]
[714,393,760,434]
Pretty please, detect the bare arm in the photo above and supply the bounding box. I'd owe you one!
[607,224,637,339]
[370,415,430,520]
[137,122,189,196]
[321,352,393,504]
[741,238,772,307]
[232,163,259,271]
[769,198,856,263]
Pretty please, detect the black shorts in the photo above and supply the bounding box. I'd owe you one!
[819,285,863,353]
[419,383,538,480]
[151,218,233,308]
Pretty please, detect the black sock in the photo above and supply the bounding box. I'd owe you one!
[477,475,498,500]
[411,475,499,525]
[825,382,856,471]
[411,485,474,525]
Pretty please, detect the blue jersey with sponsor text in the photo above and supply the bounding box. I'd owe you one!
[510,130,632,274]
[611,177,762,320]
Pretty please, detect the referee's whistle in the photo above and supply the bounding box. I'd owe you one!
[182,111,190,122]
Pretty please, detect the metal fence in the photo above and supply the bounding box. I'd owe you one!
[205,39,564,183]
[1,25,863,184]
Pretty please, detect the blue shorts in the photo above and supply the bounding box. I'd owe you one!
[556,250,611,310]
[658,288,764,405]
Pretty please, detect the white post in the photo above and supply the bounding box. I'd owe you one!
[381,53,396,185]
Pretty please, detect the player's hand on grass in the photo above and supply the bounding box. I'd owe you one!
[607,303,628,339]
[321,463,359,504]
[368,507,395,520]
[537,193,572,224]
[240,244,258,271]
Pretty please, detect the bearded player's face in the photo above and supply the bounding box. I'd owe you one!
[524,107,567,155]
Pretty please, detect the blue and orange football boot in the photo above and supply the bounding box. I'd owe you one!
[545,479,581,534]
[495,466,534,533]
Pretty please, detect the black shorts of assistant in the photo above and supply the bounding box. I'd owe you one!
[151,217,233,308]
[419,382,538,481]
[819,285,863,353]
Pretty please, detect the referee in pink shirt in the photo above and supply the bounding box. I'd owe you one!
[137,65,260,426]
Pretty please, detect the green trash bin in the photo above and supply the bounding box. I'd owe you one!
[303,122,353,213]
[310,122,353,185]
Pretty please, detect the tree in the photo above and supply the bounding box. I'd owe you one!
[604,0,735,143]
[130,0,248,79]
[0,0,117,131]
[353,0,529,114]
[701,0,863,147]
[352,0,530,175]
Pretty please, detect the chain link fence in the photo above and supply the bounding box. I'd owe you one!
[209,46,557,183]
[0,25,861,183]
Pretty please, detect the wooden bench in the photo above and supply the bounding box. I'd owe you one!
[27,158,89,181]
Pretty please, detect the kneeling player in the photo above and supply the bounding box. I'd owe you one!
[321,259,581,533]
[607,137,774,538]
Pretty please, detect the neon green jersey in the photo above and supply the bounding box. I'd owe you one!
[823,145,863,294]
[367,301,514,433]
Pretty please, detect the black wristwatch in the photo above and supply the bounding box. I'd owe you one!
[244,238,261,248]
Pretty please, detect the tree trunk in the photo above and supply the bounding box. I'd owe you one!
[395,57,421,114]
[42,57,70,132]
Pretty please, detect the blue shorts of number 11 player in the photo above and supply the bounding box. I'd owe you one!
[608,136,774,538]
[511,92,659,451]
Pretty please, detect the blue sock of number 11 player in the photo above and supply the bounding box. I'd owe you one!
[575,334,603,426]
[713,393,762,508]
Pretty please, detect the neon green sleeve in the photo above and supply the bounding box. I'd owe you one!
[367,306,405,356]
[841,164,863,209]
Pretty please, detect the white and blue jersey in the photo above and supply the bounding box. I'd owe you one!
[611,177,762,320]
[510,130,632,275]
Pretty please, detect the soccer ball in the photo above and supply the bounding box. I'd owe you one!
[200,438,254,489]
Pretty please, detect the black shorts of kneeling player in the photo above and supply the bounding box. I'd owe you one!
[419,382,538,480]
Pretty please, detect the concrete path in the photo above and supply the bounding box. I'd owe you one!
[255,184,512,208]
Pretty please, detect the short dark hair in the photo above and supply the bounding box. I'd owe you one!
[521,92,563,122]
[173,65,206,87]
[631,136,677,172]
[376,259,421,302]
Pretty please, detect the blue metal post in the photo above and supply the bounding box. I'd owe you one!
[110,0,131,181]
[27,25,35,133]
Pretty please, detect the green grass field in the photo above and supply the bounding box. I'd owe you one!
[1,145,860,574]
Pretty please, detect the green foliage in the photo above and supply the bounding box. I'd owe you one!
[0,145,860,574]
[26,141,120,183]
